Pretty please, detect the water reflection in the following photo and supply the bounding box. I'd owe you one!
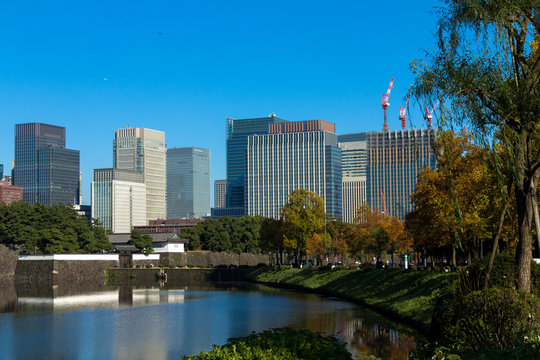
[0,282,422,359]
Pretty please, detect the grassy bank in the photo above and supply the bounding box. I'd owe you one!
[245,266,456,332]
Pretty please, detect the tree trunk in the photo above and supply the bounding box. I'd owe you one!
[452,244,456,266]
[484,198,508,289]
[532,189,540,257]
[515,182,533,293]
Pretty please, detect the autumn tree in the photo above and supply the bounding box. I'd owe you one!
[353,203,407,263]
[412,1,540,291]
[306,233,326,265]
[281,189,326,264]
[407,130,491,265]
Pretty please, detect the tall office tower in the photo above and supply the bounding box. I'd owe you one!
[91,168,146,233]
[167,147,210,219]
[366,129,436,221]
[338,133,368,224]
[246,120,342,220]
[214,179,227,208]
[113,127,166,221]
[0,164,3,179]
[14,123,80,206]
[226,115,287,214]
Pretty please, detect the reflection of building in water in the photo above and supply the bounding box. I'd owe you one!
[17,288,186,311]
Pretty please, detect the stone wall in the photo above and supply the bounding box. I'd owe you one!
[160,251,271,267]
[0,244,19,280]
[15,259,117,287]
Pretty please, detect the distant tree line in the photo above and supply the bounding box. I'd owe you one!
[182,189,409,266]
[0,202,113,254]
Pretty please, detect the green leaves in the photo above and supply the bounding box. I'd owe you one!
[0,202,113,254]
[128,230,153,254]
[181,328,352,360]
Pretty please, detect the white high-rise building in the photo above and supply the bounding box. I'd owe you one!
[91,168,146,233]
[246,120,342,220]
[113,127,167,221]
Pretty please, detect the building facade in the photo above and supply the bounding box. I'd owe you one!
[0,180,23,204]
[91,168,146,233]
[113,127,166,221]
[226,115,287,213]
[14,123,80,206]
[166,147,210,219]
[366,129,436,221]
[246,120,342,219]
[338,133,368,224]
[214,179,227,209]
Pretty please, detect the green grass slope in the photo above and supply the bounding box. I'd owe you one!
[245,267,456,332]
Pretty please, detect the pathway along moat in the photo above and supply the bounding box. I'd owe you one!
[0,282,423,359]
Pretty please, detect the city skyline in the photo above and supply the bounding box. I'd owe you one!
[0,1,441,205]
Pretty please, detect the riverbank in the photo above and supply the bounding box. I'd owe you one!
[245,266,457,333]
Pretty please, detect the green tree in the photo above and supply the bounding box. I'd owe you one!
[280,189,326,264]
[412,1,540,291]
[128,230,153,254]
[260,217,284,264]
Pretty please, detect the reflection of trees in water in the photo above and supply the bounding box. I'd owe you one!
[345,319,417,359]
[288,308,418,360]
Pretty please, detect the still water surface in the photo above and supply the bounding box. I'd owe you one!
[0,282,421,359]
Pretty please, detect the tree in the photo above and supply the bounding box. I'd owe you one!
[406,130,491,266]
[128,230,153,254]
[412,1,540,291]
[280,189,326,264]
[260,217,284,264]
[306,233,326,265]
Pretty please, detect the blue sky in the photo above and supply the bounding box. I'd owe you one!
[0,1,441,205]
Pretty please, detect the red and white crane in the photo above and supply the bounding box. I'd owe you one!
[424,100,439,128]
[399,84,413,130]
[381,78,394,131]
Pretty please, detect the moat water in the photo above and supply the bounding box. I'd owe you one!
[0,282,422,359]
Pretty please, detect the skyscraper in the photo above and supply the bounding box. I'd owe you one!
[214,180,227,209]
[167,147,210,219]
[113,127,166,221]
[246,120,342,219]
[338,133,368,223]
[91,168,146,233]
[14,123,80,206]
[226,115,287,214]
[366,129,436,221]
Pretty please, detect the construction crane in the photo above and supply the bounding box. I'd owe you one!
[424,100,439,128]
[381,78,394,131]
[399,85,413,130]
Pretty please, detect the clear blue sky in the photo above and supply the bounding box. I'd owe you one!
[0,1,441,205]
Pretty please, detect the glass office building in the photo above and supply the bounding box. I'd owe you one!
[113,127,166,221]
[338,133,368,223]
[246,120,342,220]
[167,147,210,219]
[14,123,80,206]
[366,129,436,221]
[214,179,227,209]
[91,168,146,233]
[226,115,287,213]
